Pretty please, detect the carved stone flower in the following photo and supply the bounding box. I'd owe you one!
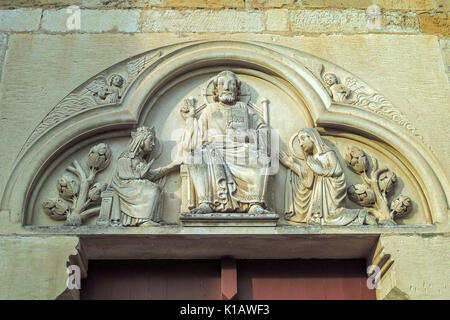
[390,195,412,219]
[348,184,375,207]
[42,198,70,220]
[88,182,108,202]
[87,143,111,171]
[345,146,368,173]
[378,170,397,194]
[57,175,79,200]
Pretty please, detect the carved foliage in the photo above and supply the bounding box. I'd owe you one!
[42,143,111,226]
[344,146,412,224]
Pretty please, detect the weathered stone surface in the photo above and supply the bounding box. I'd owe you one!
[419,13,450,36]
[141,9,265,32]
[440,40,450,82]
[290,9,419,34]
[245,0,294,8]
[0,34,6,83]
[290,9,367,33]
[0,9,42,32]
[301,0,434,11]
[373,234,450,299]
[265,8,289,31]
[0,0,81,8]
[0,236,80,299]
[41,9,140,33]
[376,12,419,33]
[164,0,244,9]
[435,0,450,13]
[81,0,162,8]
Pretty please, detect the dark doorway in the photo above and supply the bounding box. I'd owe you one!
[81,259,376,300]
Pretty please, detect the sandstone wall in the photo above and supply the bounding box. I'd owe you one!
[0,0,448,300]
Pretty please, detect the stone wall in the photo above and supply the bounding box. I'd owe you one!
[0,1,448,300]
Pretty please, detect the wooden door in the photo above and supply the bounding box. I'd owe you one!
[81,259,375,300]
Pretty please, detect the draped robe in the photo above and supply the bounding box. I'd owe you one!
[181,101,269,212]
[284,129,368,225]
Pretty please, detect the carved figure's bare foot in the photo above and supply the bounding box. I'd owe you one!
[248,204,271,215]
[139,220,160,227]
[190,203,213,214]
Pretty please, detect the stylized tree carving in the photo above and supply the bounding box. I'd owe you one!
[344,146,412,224]
[42,143,111,226]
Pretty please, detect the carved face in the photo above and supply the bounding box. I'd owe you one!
[298,133,314,155]
[216,74,238,104]
[142,135,155,154]
[323,73,338,87]
[111,75,124,87]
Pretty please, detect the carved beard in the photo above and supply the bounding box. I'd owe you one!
[218,91,236,104]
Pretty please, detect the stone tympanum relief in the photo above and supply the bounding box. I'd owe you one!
[43,143,111,226]
[280,128,377,226]
[344,146,412,224]
[178,71,272,217]
[16,41,441,229]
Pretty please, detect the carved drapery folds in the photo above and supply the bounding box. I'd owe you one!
[4,41,445,229]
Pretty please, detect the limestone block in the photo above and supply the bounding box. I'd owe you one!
[301,0,434,11]
[141,9,265,33]
[266,9,289,31]
[0,9,42,32]
[81,0,163,8]
[41,9,140,33]
[372,234,450,299]
[0,0,81,8]
[245,0,294,8]
[0,34,6,82]
[290,9,368,33]
[290,9,419,34]
[440,39,450,72]
[419,13,450,36]
[0,236,81,299]
[164,0,245,9]
[375,12,419,33]
[435,0,450,13]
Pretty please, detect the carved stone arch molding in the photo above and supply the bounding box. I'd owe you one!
[1,40,448,228]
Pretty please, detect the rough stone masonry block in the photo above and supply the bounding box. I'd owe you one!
[41,9,140,33]
[419,13,450,37]
[266,9,289,31]
[0,34,6,82]
[440,40,450,72]
[301,0,434,11]
[141,9,265,33]
[0,0,81,8]
[290,9,368,33]
[245,0,295,8]
[81,0,163,8]
[0,9,42,32]
[290,9,419,34]
[164,0,245,9]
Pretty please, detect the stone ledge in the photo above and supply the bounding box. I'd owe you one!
[180,212,280,227]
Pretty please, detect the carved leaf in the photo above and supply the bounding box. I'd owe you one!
[87,143,111,172]
[42,198,69,221]
[378,170,397,195]
[57,175,79,201]
[390,195,412,219]
[344,146,368,173]
[88,182,108,202]
[348,184,376,207]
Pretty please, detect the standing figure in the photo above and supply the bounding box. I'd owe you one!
[111,126,179,226]
[280,128,376,225]
[180,70,271,214]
